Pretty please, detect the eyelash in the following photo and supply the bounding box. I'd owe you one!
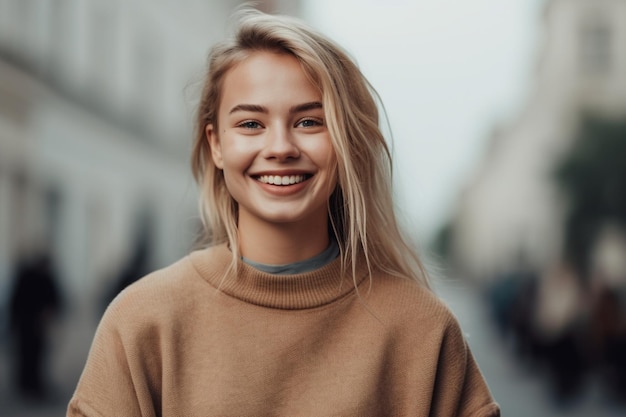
[237,120,262,129]
[235,118,324,129]
[296,118,324,128]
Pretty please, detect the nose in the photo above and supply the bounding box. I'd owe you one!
[263,125,300,161]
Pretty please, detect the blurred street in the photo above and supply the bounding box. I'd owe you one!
[0,300,95,417]
[437,278,626,417]
[1,277,625,416]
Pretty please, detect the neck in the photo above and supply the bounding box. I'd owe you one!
[238,218,330,265]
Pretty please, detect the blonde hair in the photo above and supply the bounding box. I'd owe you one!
[191,8,430,289]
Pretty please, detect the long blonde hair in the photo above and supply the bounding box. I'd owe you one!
[191,8,430,289]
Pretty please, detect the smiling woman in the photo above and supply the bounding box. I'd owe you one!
[67,8,500,417]
[206,51,337,264]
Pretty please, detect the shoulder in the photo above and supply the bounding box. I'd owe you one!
[369,273,457,323]
[113,244,226,305]
[365,273,465,345]
[101,245,227,333]
[110,256,196,312]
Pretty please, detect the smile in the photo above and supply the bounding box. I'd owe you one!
[255,174,311,186]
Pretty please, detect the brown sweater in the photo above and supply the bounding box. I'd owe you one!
[68,244,499,417]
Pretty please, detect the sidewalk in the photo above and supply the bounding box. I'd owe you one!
[437,277,626,417]
[0,300,97,417]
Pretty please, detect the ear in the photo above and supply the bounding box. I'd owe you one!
[206,124,223,169]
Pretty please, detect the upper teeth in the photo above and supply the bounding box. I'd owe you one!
[257,175,306,185]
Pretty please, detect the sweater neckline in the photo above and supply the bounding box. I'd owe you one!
[189,243,368,310]
[241,238,340,275]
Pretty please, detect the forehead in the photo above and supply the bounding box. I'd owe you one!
[219,51,322,114]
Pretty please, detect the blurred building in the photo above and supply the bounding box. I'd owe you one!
[0,0,301,319]
[451,0,626,281]
[0,0,303,406]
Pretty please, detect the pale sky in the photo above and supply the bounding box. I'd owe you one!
[303,0,545,244]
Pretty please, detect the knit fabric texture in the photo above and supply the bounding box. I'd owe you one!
[67,244,500,417]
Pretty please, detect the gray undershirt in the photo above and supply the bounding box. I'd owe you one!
[242,239,340,275]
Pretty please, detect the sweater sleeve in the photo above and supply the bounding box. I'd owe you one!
[430,316,501,417]
[66,299,157,417]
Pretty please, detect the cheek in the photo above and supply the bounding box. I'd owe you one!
[220,169,247,206]
[221,175,238,199]
[317,146,339,192]
[307,137,336,166]
[220,141,255,171]
[322,146,338,175]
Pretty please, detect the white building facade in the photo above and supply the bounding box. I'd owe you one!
[0,0,301,314]
[0,1,306,396]
[451,0,626,281]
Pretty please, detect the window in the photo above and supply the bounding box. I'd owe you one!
[579,13,613,76]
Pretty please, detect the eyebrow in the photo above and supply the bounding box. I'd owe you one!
[290,101,323,113]
[228,101,323,115]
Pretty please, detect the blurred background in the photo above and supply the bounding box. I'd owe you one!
[1,0,625,416]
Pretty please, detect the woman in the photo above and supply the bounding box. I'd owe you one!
[68,9,499,417]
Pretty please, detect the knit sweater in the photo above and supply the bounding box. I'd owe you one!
[68,244,500,417]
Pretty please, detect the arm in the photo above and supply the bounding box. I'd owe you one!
[67,300,158,417]
[430,316,500,417]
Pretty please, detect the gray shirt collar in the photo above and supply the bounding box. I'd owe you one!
[242,239,340,275]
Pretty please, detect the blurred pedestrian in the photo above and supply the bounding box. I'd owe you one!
[68,8,499,416]
[102,208,154,310]
[589,280,626,403]
[533,261,587,402]
[9,251,62,401]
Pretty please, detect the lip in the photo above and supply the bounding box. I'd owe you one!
[250,169,314,177]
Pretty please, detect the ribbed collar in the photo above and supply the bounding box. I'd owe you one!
[189,244,369,310]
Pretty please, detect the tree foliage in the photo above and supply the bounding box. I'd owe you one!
[554,114,626,273]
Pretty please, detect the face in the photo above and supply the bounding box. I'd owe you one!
[206,51,337,234]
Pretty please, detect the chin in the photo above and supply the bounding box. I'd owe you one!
[263,210,323,227]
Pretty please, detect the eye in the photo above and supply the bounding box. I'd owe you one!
[296,118,324,128]
[237,120,263,129]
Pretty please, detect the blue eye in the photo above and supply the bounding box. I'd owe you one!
[297,118,323,128]
[238,121,262,129]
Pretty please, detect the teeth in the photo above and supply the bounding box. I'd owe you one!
[257,175,307,185]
